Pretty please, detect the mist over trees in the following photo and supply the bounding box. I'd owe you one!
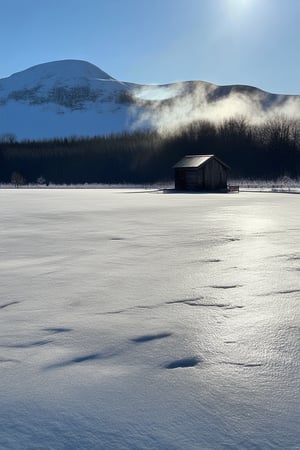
[0,115,299,184]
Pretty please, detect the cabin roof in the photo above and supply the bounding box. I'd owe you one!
[173,154,230,169]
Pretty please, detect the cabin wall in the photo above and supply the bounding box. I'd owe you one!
[202,158,227,190]
[175,168,203,190]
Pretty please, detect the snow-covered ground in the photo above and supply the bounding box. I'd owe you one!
[0,189,299,449]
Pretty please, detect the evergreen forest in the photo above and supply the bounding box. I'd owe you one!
[0,115,299,185]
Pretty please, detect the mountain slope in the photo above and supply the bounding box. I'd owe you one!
[0,60,299,141]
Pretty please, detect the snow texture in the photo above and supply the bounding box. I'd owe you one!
[0,189,299,449]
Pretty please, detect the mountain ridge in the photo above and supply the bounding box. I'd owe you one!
[0,60,299,141]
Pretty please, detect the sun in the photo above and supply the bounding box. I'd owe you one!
[224,0,259,22]
[240,0,258,8]
[226,0,257,12]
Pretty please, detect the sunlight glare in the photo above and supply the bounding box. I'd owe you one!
[224,0,259,21]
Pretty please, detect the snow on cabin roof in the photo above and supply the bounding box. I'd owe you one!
[173,155,212,168]
[173,154,229,169]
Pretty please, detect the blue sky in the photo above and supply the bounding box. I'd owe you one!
[1,0,299,94]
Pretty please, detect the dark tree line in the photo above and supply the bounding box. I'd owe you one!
[0,115,299,184]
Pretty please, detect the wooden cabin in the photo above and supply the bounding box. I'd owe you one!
[173,154,229,191]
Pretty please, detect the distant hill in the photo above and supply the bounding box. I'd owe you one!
[0,59,299,141]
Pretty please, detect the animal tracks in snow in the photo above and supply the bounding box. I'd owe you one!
[277,289,300,295]
[0,301,19,310]
[0,339,53,349]
[210,285,243,290]
[45,352,105,369]
[221,361,263,368]
[40,294,245,373]
[164,357,201,369]
[287,255,300,261]
[97,293,245,316]
[43,327,72,334]
[261,289,300,296]
[0,358,20,364]
[167,297,244,310]
[131,332,172,343]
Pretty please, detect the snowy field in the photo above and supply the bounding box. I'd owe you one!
[0,189,299,449]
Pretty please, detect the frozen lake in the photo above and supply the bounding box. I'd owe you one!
[0,189,299,449]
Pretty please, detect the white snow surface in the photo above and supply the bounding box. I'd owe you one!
[0,189,300,449]
[0,60,115,89]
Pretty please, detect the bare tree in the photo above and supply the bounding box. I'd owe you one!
[0,133,17,144]
[11,172,26,188]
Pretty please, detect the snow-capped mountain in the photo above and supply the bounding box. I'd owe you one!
[0,60,299,141]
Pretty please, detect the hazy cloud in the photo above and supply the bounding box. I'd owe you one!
[130,81,300,134]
